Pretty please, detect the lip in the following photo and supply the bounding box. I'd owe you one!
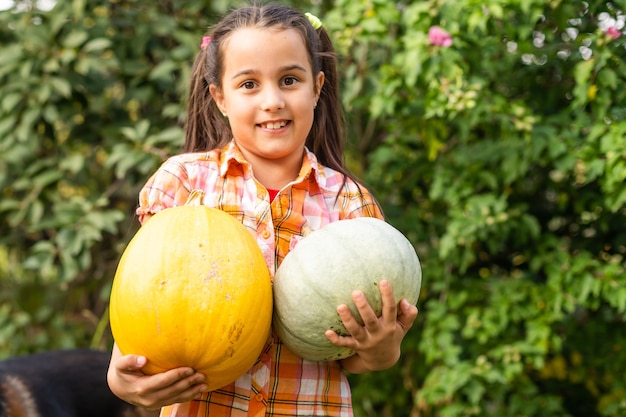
[257,120,290,130]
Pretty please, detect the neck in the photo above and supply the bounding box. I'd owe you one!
[253,160,301,190]
[242,151,304,190]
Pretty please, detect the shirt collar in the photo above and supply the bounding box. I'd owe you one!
[218,140,328,188]
[219,140,250,175]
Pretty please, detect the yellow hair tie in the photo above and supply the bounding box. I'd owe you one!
[305,12,323,30]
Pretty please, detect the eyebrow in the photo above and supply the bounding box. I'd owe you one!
[231,64,309,80]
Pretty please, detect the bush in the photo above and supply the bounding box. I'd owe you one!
[325,0,626,415]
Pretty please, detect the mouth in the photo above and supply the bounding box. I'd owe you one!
[259,120,289,130]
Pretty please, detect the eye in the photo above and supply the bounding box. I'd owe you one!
[282,76,299,86]
[241,81,256,90]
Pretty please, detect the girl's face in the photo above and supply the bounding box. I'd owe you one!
[210,27,324,178]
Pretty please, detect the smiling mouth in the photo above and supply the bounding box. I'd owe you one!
[259,121,289,130]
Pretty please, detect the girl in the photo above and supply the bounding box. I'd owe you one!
[107,4,418,416]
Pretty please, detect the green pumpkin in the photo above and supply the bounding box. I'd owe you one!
[273,217,422,361]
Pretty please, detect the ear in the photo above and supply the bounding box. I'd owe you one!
[315,71,325,101]
[209,84,226,115]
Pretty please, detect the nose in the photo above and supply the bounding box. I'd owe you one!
[260,86,285,112]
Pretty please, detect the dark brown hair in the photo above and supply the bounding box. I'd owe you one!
[184,4,349,175]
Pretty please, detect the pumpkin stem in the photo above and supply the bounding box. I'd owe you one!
[185,190,205,206]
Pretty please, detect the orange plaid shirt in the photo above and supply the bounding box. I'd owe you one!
[136,141,383,417]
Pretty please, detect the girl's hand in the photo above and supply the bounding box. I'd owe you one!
[107,343,208,410]
[324,279,418,374]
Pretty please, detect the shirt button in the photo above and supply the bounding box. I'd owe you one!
[262,230,270,239]
[255,393,264,402]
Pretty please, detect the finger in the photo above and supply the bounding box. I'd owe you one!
[325,327,361,350]
[397,299,418,332]
[324,329,355,348]
[112,343,153,374]
[159,367,203,385]
[336,303,365,338]
[162,371,208,401]
[378,280,398,326]
[145,380,206,410]
[116,353,148,373]
[142,369,207,409]
[351,290,379,329]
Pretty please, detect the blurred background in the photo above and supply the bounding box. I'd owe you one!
[1,0,625,416]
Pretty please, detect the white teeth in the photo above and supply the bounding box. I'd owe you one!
[263,121,286,130]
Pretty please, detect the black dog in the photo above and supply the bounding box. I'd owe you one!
[0,348,157,417]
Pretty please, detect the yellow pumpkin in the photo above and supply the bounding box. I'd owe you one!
[109,203,272,391]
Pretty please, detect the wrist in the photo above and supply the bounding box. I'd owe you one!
[339,355,368,374]
[340,354,399,374]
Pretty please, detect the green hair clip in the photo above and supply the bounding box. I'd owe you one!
[305,12,323,30]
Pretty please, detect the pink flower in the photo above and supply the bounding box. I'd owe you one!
[200,36,212,50]
[428,26,453,47]
[606,26,621,40]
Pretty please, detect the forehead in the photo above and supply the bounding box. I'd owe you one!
[221,27,313,75]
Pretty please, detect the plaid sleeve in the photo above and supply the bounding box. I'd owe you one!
[337,178,384,221]
[136,158,192,224]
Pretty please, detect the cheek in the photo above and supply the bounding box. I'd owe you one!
[223,95,249,117]
[296,94,317,112]
[235,92,259,108]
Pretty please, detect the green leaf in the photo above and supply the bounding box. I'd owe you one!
[82,38,112,53]
[598,67,618,89]
[63,30,89,48]
[1,92,21,112]
[149,60,179,81]
[572,59,595,106]
[49,77,72,98]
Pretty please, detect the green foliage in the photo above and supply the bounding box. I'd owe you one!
[0,0,216,354]
[1,0,625,416]
[326,0,626,416]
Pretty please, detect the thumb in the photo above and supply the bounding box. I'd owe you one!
[118,353,148,372]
